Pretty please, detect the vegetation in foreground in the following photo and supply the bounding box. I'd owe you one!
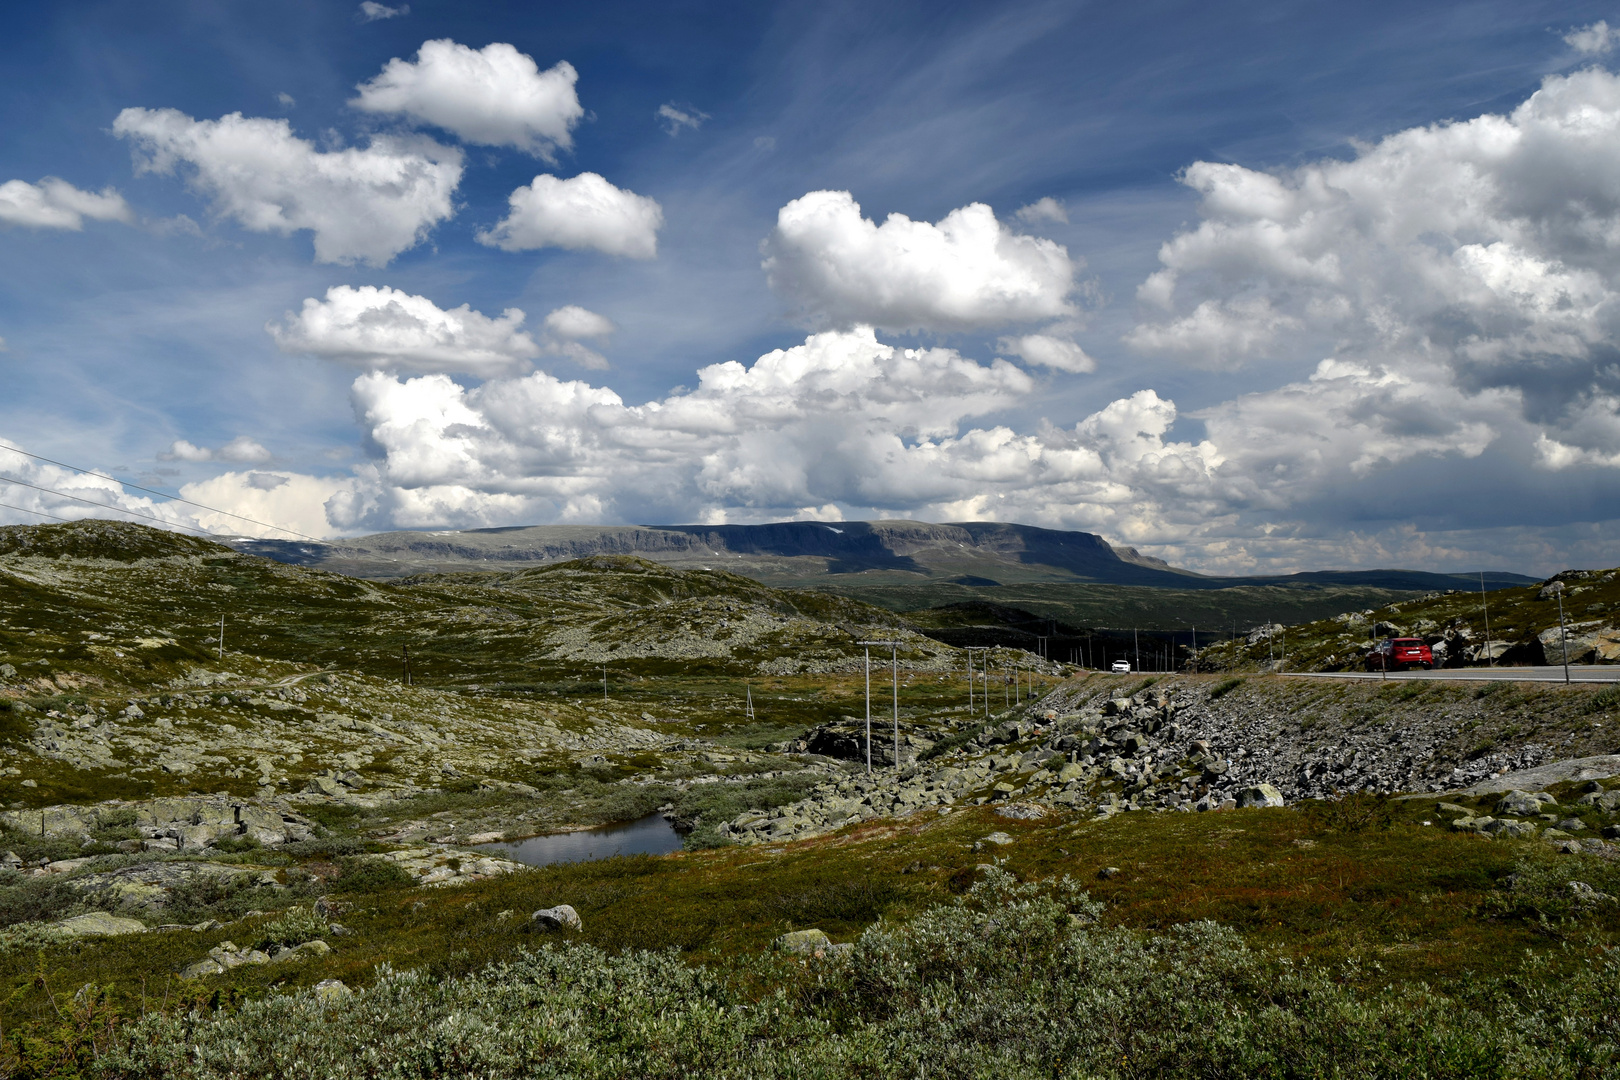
[29,868,1620,1079]
[3,793,1619,1078]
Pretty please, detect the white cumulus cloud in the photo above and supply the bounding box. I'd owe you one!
[358,1,408,21]
[113,108,461,266]
[0,178,133,230]
[539,305,615,370]
[1014,197,1068,225]
[161,436,273,464]
[1566,20,1617,56]
[761,190,1078,332]
[269,285,541,378]
[1126,68,1620,467]
[997,333,1095,373]
[543,305,615,341]
[657,103,709,136]
[352,40,582,160]
[477,172,663,258]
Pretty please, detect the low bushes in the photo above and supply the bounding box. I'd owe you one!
[94,869,1620,1079]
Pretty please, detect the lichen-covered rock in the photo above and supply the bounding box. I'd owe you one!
[53,912,146,937]
[1237,784,1285,809]
[530,905,581,932]
[773,929,831,954]
[1496,790,1556,817]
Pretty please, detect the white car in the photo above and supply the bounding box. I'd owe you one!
[1110,660,1131,673]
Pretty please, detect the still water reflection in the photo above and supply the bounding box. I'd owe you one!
[474,813,684,867]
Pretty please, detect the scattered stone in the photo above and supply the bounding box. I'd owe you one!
[1098,866,1119,879]
[1483,818,1539,840]
[1496,791,1556,817]
[773,928,831,954]
[529,904,581,932]
[974,831,1014,852]
[995,803,1046,821]
[313,979,351,1002]
[270,939,331,963]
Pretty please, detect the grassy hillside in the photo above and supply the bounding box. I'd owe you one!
[0,522,1616,1078]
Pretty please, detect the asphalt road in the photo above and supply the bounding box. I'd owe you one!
[1281,666,1620,683]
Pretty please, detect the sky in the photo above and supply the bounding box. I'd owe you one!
[3,0,1620,576]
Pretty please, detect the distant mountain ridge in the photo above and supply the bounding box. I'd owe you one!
[225,519,1536,593]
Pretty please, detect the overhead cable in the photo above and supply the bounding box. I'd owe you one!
[0,441,321,542]
[0,500,77,524]
[0,474,217,537]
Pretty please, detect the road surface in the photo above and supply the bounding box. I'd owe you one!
[1280,666,1619,683]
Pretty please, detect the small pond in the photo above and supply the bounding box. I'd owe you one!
[473,813,684,867]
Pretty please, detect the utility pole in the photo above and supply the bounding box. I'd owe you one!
[1550,581,1571,684]
[1133,628,1141,673]
[965,647,990,718]
[603,665,608,701]
[860,640,902,769]
[864,646,872,774]
[1479,571,1494,667]
[218,614,224,661]
[745,680,754,720]
[966,650,973,712]
[402,644,411,686]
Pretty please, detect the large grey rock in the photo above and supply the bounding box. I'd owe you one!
[530,904,581,932]
[1496,791,1556,817]
[313,979,351,1002]
[1483,818,1538,840]
[205,941,270,969]
[1462,756,1620,795]
[1576,790,1620,812]
[1237,784,1286,809]
[180,958,226,979]
[54,912,147,937]
[773,928,831,954]
[270,939,331,963]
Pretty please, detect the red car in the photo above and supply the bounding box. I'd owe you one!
[1365,637,1433,671]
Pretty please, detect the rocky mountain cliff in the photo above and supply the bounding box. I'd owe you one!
[225,519,1536,593]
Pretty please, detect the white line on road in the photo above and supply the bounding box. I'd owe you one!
[1282,667,1619,683]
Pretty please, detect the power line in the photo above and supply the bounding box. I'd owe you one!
[0,441,321,542]
[0,474,218,537]
[0,500,78,524]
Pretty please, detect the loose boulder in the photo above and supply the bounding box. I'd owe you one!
[774,928,831,955]
[1496,790,1556,817]
[1237,783,1286,809]
[530,904,581,932]
[54,913,146,937]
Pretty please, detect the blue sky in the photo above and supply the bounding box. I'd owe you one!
[3,0,1620,575]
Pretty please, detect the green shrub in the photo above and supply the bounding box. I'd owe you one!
[252,906,327,952]
[280,837,367,859]
[330,856,414,894]
[668,774,820,833]
[94,868,1620,1079]
[1209,677,1244,700]
[209,835,261,854]
[1587,685,1620,714]
[1303,790,1397,833]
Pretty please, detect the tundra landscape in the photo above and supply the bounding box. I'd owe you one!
[0,520,1617,1077]
[9,3,1620,1076]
